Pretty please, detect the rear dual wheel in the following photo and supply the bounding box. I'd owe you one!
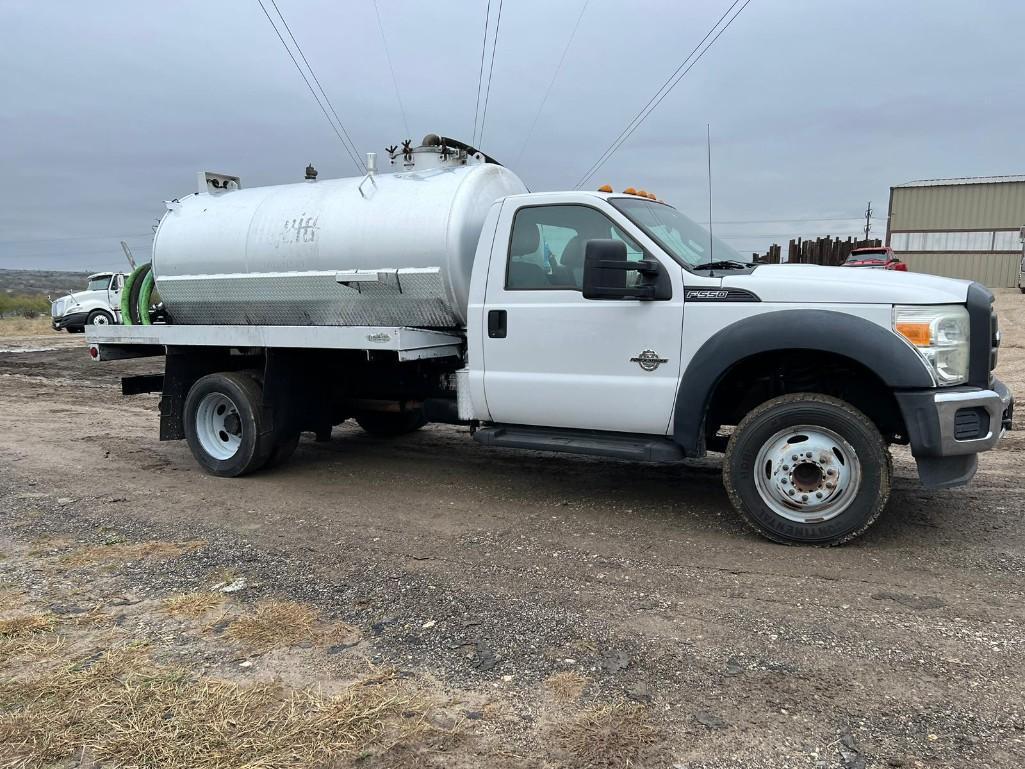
[184,372,299,477]
[724,393,891,545]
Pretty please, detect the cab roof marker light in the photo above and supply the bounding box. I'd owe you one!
[597,184,613,193]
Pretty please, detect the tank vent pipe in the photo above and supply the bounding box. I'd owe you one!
[359,152,378,199]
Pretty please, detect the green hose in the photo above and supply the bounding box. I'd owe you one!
[138,271,155,326]
[120,263,153,325]
[120,266,142,324]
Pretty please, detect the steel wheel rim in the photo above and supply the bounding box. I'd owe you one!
[195,392,242,461]
[92,314,110,325]
[752,425,861,523]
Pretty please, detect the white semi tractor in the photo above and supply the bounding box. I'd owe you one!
[87,135,1012,545]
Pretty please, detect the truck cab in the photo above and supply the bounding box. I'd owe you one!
[51,272,124,332]
[465,189,1010,544]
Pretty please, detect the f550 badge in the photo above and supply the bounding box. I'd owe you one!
[630,350,669,372]
[686,289,729,300]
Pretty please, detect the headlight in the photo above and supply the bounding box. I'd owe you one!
[893,304,970,386]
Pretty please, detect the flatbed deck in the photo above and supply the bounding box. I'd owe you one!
[85,324,463,361]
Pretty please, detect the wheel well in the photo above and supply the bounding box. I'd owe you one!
[704,350,908,450]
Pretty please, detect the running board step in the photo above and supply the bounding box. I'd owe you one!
[473,425,684,463]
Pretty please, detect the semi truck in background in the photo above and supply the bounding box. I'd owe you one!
[85,134,1012,545]
[51,272,126,331]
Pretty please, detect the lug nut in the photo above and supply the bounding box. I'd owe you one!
[816,492,823,499]
[805,451,813,458]
[787,489,795,496]
[826,468,836,476]
[826,482,835,489]
[782,464,789,471]
[801,494,809,501]
[781,478,788,485]
[792,454,798,461]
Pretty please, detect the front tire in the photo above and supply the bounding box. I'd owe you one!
[87,309,114,326]
[184,372,275,477]
[723,393,890,545]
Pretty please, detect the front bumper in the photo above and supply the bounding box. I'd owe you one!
[896,377,1013,488]
[52,311,88,330]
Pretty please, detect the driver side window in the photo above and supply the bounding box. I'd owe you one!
[506,205,644,291]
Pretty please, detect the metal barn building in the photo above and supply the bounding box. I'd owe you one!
[886,176,1025,287]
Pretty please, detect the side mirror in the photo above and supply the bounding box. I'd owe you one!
[582,239,668,300]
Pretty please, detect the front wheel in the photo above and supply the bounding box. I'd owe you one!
[87,309,114,326]
[184,372,275,477]
[723,393,891,545]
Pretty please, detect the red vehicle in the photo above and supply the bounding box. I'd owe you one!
[843,246,908,271]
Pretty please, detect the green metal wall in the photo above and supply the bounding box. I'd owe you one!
[901,252,1020,288]
[890,182,1025,230]
[888,181,1025,286]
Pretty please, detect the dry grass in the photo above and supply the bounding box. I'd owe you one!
[546,671,587,702]
[0,613,59,665]
[0,589,26,611]
[0,315,53,337]
[227,600,320,649]
[0,645,432,768]
[554,701,662,769]
[63,539,206,566]
[162,592,226,619]
[0,613,55,637]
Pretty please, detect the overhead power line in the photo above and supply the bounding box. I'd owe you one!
[471,0,493,146]
[574,0,753,189]
[511,0,589,169]
[372,0,410,139]
[256,0,365,172]
[476,0,504,150]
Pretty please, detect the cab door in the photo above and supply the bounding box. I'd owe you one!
[107,274,124,317]
[480,199,684,435]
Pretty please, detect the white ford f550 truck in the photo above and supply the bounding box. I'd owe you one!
[87,135,1012,545]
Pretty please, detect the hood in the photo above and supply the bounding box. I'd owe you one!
[723,264,972,305]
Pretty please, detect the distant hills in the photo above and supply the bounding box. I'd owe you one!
[0,268,93,297]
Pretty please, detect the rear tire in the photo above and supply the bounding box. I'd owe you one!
[355,409,427,437]
[723,393,890,546]
[184,372,274,477]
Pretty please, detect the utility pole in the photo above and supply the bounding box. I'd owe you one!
[863,201,873,243]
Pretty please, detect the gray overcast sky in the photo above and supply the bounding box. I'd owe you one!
[2,0,1023,272]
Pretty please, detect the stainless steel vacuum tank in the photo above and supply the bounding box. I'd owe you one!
[152,138,528,327]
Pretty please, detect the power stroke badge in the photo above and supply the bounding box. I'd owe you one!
[630,350,669,372]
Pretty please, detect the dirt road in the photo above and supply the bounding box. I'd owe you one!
[2,295,1025,768]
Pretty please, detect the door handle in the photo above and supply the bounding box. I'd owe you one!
[488,309,507,338]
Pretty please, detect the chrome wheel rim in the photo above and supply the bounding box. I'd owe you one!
[195,392,242,461]
[91,314,110,325]
[752,425,861,523]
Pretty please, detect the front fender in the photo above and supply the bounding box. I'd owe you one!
[672,309,934,455]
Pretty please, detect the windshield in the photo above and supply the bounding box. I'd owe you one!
[87,275,112,291]
[610,198,746,269]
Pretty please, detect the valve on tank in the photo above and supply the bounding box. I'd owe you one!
[305,163,318,181]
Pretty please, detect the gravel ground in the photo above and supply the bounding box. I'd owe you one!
[2,293,1025,767]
